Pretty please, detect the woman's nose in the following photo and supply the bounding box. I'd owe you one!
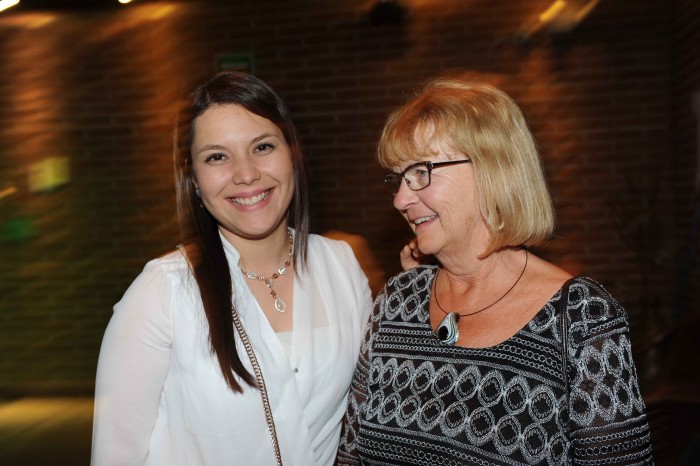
[232,159,261,185]
[393,178,417,211]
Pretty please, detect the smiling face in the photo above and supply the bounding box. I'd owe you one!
[392,132,490,262]
[191,104,294,244]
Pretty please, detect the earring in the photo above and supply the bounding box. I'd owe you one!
[194,187,204,208]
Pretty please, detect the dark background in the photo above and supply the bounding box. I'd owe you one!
[0,0,698,464]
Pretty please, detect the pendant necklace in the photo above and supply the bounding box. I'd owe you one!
[240,231,293,313]
[434,249,528,346]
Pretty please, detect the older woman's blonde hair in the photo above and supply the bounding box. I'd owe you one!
[378,78,554,256]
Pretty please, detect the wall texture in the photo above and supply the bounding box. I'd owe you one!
[671,0,700,320]
[0,0,696,396]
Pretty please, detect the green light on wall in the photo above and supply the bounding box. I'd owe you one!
[0,217,35,242]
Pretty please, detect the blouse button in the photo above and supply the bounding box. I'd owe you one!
[293,368,299,373]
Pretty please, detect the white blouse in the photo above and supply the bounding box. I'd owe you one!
[92,233,373,466]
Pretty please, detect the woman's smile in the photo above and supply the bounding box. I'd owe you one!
[229,188,272,207]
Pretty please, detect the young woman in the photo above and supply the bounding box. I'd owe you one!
[92,71,372,466]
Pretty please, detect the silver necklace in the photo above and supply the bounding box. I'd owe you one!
[240,231,293,313]
[434,249,528,345]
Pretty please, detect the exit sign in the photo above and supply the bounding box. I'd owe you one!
[214,53,254,73]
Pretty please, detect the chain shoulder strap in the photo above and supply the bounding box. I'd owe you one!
[231,307,283,466]
[176,244,283,465]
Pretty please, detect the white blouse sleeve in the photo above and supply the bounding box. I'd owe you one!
[92,259,175,466]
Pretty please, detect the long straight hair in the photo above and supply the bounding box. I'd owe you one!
[174,71,310,392]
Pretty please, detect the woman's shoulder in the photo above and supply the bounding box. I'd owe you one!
[309,232,350,252]
[308,232,367,266]
[389,264,438,280]
[565,276,624,308]
[115,248,195,317]
[561,276,630,332]
[127,248,193,293]
[144,247,191,274]
[383,265,437,294]
[306,233,366,279]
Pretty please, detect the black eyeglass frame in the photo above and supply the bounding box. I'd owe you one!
[384,159,472,196]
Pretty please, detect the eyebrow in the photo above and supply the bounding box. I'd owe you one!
[250,133,279,145]
[194,144,227,156]
[193,133,280,156]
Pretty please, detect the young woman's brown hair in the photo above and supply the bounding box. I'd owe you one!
[173,71,310,392]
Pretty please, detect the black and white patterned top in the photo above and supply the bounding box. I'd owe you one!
[337,266,653,465]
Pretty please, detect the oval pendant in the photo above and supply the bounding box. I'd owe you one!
[436,312,460,345]
[274,297,286,313]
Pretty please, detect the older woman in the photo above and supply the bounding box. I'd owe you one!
[337,78,653,465]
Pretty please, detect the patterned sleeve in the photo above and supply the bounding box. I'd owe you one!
[565,278,654,464]
[336,282,388,464]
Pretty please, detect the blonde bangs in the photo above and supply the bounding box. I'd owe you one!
[378,104,436,169]
[378,95,467,168]
[377,77,555,255]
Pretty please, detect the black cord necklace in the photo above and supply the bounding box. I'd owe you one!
[434,249,528,345]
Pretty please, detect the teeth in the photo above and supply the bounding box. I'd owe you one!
[232,190,270,206]
[414,216,435,225]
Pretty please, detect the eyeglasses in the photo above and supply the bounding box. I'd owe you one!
[384,159,472,196]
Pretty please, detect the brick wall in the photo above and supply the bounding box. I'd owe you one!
[0,0,694,394]
[671,0,700,320]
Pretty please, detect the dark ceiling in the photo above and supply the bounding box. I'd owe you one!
[9,0,153,11]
